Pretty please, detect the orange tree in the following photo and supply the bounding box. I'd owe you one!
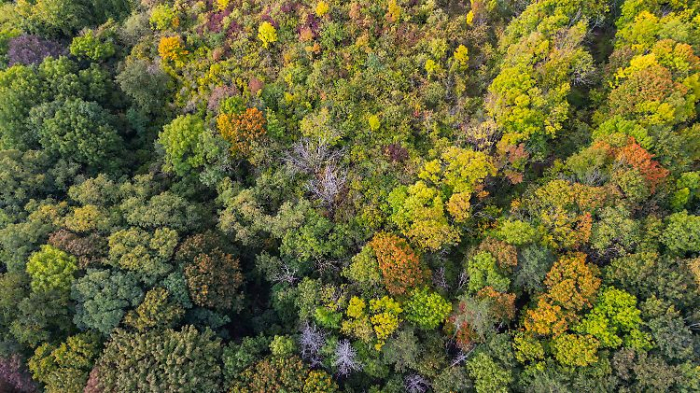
[368,232,429,296]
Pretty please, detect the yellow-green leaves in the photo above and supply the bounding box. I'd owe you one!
[315,1,330,17]
[258,21,277,48]
[26,245,77,294]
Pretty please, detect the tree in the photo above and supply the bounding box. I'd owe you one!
[388,182,460,251]
[108,227,178,285]
[26,244,77,294]
[512,245,554,295]
[69,29,115,61]
[121,192,203,231]
[404,288,452,330]
[14,0,91,36]
[551,334,599,367]
[221,335,270,385]
[369,232,429,295]
[33,98,122,168]
[642,297,695,362]
[333,340,362,377]
[159,115,207,177]
[217,108,267,158]
[178,233,244,311]
[544,253,601,313]
[341,296,403,350]
[303,370,338,393]
[0,354,38,393]
[524,253,601,336]
[71,269,143,335]
[449,288,515,348]
[123,287,184,331]
[258,22,277,48]
[343,244,383,294]
[95,326,222,392]
[11,289,72,348]
[8,34,63,66]
[466,251,510,294]
[661,211,700,255]
[418,147,496,221]
[525,180,608,249]
[467,352,513,393]
[575,287,651,350]
[0,65,43,149]
[230,355,308,392]
[116,59,172,114]
[28,332,101,393]
[158,36,188,63]
[486,0,603,159]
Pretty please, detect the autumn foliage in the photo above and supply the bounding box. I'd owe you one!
[524,253,601,336]
[369,233,429,295]
[158,36,188,62]
[179,234,244,311]
[217,108,267,157]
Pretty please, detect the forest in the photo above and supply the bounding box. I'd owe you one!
[0,0,698,392]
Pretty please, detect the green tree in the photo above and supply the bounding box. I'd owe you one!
[0,65,43,149]
[28,332,102,393]
[95,326,222,392]
[159,115,206,177]
[661,211,700,255]
[116,59,172,115]
[108,227,178,285]
[71,269,143,335]
[467,352,513,393]
[230,355,308,392]
[575,287,652,350]
[123,287,184,331]
[26,244,77,293]
[69,29,115,61]
[33,98,122,168]
[404,288,452,330]
[11,289,72,347]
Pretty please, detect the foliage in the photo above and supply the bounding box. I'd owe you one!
[28,332,101,393]
[8,34,63,66]
[96,326,222,392]
[179,233,244,311]
[34,98,122,168]
[661,211,700,255]
[159,115,206,177]
[71,268,143,335]
[257,22,277,48]
[369,233,428,295]
[124,287,184,331]
[26,244,77,293]
[575,287,652,350]
[217,108,266,157]
[69,30,115,61]
[229,355,307,392]
[0,0,699,390]
[404,288,452,330]
[158,36,188,63]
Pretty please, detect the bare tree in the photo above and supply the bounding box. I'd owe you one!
[284,138,343,176]
[457,270,468,291]
[299,322,325,366]
[285,138,347,211]
[270,263,298,285]
[404,374,431,393]
[433,267,450,291]
[307,163,347,211]
[334,340,362,377]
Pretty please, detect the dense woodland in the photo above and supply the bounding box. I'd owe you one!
[0,0,698,392]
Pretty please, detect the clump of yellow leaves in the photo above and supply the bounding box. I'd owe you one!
[341,296,403,350]
[258,22,277,48]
